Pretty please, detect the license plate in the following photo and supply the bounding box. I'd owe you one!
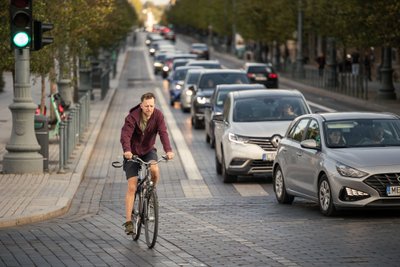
[255,76,267,81]
[262,152,275,161]
[386,185,400,196]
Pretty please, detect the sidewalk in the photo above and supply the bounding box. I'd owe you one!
[0,48,126,228]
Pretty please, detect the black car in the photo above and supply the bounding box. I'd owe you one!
[204,83,266,148]
[190,43,210,60]
[243,62,279,88]
[190,69,250,129]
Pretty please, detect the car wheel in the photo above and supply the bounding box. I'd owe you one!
[215,153,222,175]
[273,166,294,204]
[193,117,202,129]
[318,175,337,216]
[222,152,236,183]
[206,132,210,143]
[210,136,215,148]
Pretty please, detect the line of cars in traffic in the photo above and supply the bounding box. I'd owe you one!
[147,32,400,216]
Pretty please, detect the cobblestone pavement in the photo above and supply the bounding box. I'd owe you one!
[1,33,400,267]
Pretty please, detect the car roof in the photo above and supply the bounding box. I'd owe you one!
[215,84,266,92]
[230,89,304,99]
[191,43,208,47]
[244,62,272,67]
[317,112,400,121]
[199,69,246,75]
[187,68,205,74]
[175,66,203,71]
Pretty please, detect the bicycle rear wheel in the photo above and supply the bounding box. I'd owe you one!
[132,191,142,241]
[144,189,159,248]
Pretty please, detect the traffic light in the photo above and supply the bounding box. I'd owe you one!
[32,20,54,51]
[9,0,33,49]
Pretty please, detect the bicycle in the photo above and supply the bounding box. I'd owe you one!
[112,155,168,248]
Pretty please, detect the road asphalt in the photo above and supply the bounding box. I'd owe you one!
[1,37,400,229]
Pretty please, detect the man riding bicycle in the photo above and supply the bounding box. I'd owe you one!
[120,92,174,235]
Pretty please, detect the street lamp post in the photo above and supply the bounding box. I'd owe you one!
[295,0,305,79]
[378,46,397,100]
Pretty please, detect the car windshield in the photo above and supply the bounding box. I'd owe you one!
[199,73,249,89]
[233,96,309,122]
[173,69,188,80]
[324,119,400,148]
[186,72,201,84]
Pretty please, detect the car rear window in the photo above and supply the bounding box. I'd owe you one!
[248,66,274,74]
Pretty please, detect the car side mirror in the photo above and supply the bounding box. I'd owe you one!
[300,139,319,149]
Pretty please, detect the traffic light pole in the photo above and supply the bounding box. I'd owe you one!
[3,48,43,174]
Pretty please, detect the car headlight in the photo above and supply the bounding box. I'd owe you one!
[196,96,207,104]
[175,84,182,90]
[336,162,368,178]
[163,66,169,71]
[154,62,162,67]
[228,133,249,144]
[185,90,193,96]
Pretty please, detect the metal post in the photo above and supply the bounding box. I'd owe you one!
[3,48,43,173]
[378,46,397,100]
[295,0,305,79]
[58,121,66,174]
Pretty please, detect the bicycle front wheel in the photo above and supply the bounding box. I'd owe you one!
[144,189,159,248]
[132,191,142,241]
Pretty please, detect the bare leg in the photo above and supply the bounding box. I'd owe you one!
[150,164,160,186]
[125,176,138,222]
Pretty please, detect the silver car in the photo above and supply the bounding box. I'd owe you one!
[214,89,312,183]
[273,112,400,216]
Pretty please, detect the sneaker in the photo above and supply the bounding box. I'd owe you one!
[123,221,134,235]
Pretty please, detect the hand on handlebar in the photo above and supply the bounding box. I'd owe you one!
[123,151,133,160]
[166,151,174,160]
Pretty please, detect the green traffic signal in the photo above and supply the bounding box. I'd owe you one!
[10,0,32,49]
[12,31,30,48]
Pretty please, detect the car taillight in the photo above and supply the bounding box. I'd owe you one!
[268,73,278,79]
[247,73,256,78]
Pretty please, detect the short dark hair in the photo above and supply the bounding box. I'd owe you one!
[141,92,156,102]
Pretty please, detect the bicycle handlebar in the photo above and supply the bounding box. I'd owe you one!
[111,155,169,168]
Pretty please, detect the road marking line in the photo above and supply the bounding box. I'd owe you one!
[155,88,204,181]
[233,184,268,197]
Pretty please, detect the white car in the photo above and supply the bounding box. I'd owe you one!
[214,89,312,182]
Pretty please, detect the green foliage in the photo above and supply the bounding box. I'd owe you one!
[166,0,400,50]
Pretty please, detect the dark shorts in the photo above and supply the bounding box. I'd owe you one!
[123,149,158,180]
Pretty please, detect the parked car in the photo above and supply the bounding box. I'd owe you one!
[214,89,312,183]
[167,66,203,106]
[190,43,209,59]
[180,68,205,113]
[186,60,222,69]
[190,69,250,129]
[272,112,400,216]
[243,62,279,88]
[205,84,266,148]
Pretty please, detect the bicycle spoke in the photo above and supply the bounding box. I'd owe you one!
[144,189,159,248]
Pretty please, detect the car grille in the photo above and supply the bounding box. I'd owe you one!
[364,173,400,197]
[247,137,276,151]
[250,160,273,172]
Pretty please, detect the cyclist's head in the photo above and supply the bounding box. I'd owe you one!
[141,92,156,102]
[140,92,156,119]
